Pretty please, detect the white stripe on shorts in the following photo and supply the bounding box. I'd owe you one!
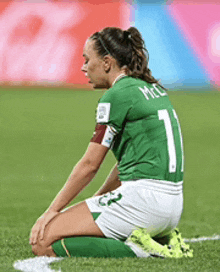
[121,179,183,195]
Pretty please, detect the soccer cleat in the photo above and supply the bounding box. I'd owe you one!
[126,228,173,258]
[167,228,193,258]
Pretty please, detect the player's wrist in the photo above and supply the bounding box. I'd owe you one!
[45,207,60,214]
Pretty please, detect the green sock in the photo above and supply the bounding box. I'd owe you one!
[52,236,136,258]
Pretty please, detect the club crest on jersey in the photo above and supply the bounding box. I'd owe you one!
[96,103,111,123]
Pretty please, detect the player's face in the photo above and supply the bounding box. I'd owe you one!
[81,39,109,89]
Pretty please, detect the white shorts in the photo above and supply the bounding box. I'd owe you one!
[86,179,183,241]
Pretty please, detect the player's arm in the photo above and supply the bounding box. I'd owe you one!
[48,122,118,210]
[94,163,121,196]
[90,123,120,196]
[47,122,118,212]
[30,142,108,245]
[46,142,109,213]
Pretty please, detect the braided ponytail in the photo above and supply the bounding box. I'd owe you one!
[126,27,158,84]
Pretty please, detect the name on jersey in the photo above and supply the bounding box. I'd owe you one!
[139,84,167,100]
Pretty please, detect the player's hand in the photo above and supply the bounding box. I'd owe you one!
[29,211,59,245]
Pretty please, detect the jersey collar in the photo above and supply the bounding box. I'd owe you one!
[112,74,127,86]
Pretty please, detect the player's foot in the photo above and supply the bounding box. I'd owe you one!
[126,228,172,258]
[166,228,193,258]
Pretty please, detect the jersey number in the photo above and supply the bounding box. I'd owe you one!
[158,109,184,173]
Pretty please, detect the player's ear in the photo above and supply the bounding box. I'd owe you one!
[103,55,113,72]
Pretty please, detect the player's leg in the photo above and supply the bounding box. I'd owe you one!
[32,201,104,256]
[79,180,191,259]
[52,236,137,258]
[32,180,189,258]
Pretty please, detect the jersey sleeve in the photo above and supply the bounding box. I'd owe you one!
[96,89,132,133]
[90,88,131,148]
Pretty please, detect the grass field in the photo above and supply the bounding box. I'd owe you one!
[0,87,220,271]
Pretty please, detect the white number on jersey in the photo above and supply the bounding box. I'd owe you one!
[158,109,184,173]
[172,109,184,172]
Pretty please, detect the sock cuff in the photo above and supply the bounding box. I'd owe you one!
[52,239,70,257]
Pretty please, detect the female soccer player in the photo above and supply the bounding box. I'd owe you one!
[30,27,192,258]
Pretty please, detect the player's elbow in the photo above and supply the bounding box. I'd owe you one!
[80,143,107,174]
[81,157,100,175]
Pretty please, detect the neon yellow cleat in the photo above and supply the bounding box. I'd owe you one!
[167,228,193,258]
[126,228,172,258]
[126,228,193,258]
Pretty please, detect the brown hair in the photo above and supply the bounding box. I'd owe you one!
[90,26,160,85]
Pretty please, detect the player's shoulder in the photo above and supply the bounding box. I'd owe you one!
[112,76,145,92]
[100,76,145,102]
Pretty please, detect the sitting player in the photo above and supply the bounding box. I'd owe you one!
[30,26,193,259]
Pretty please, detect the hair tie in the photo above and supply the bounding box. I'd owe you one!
[124,31,131,40]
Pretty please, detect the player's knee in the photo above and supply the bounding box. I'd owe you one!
[32,244,43,256]
[31,241,46,256]
[32,244,54,257]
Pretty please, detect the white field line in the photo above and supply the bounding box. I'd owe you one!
[13,256,63,272]
[13,235,220,272]
[184,234,220,243]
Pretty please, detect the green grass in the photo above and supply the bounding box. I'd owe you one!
[0,87,219,271]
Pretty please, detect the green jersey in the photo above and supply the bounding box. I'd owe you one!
[95,76,184,183]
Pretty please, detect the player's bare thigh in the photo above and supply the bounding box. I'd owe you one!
[32,201,105,256]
